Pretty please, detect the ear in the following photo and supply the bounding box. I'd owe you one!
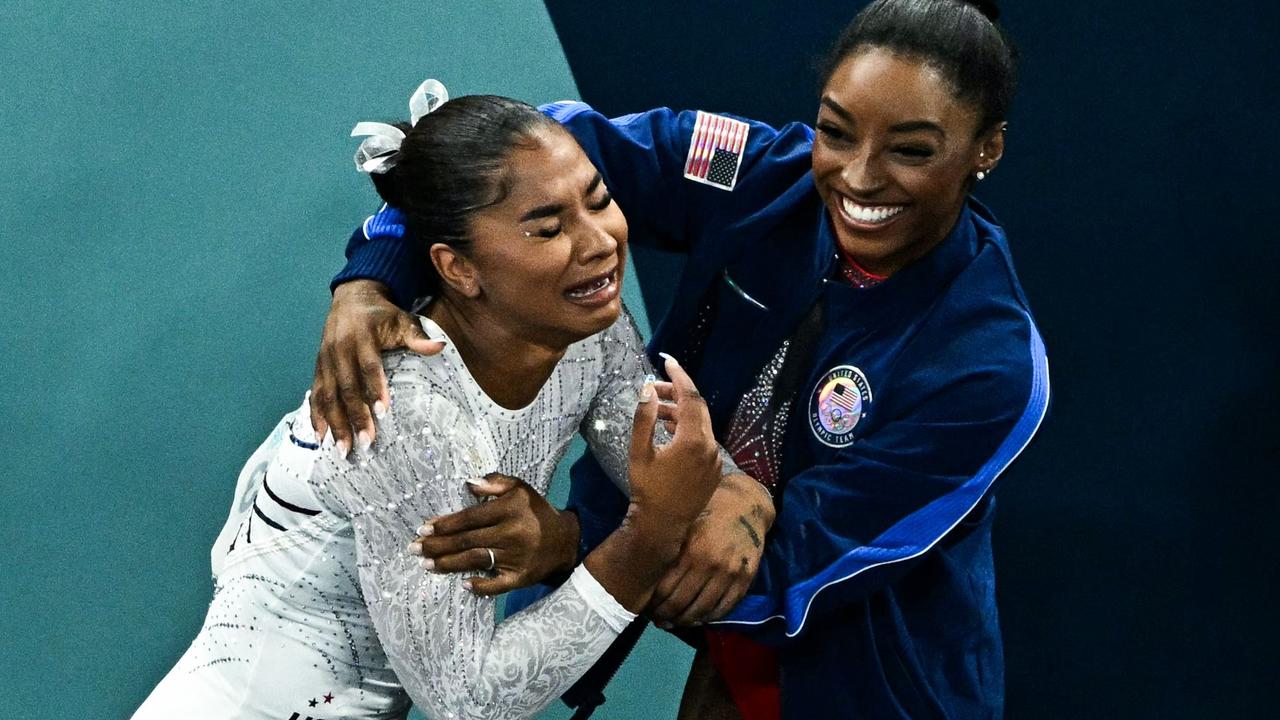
[976,122,1006,174]
[430,243,481,299]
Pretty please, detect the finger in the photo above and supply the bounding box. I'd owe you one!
[332,348,375,455]
[465,573,516,597]
[651,563,691,611]
[309,364,332,443]
[707,579,749,622]
[629,380,659,463]
[417,529,502,559]
[651,570,704,622]
[657,354,712,436]
[673,579,731,627]
[467,474,519,499]
[354,342,388,441]
[429,547,499,575]
[421,504,505,541]
[652,381,675,402]
[315,359,353,457]
[397,312,447,357]
[655,403,678,423]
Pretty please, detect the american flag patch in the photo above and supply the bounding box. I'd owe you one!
[683,111,749,191]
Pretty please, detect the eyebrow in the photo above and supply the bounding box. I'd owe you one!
[820,97,853,122]
[518,173,605,222]
[820,97,946,138]
[889,120,945,137]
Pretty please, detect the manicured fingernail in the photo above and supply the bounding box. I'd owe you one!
[417,523,434,537]
[420,557,435,572]
[406,540,422,555]
[639,384,655,403]
[357,430,372,452]
[373,400,388,418]
[658,352,679,366]
[335,439,350,459]
[462,579,473,592]
[465,477,487,487]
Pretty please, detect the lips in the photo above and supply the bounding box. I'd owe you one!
[564,267,620,306]
[837,193,907,230]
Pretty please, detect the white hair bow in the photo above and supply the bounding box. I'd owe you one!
[352,78,449,174]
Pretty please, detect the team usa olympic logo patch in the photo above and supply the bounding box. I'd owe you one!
[809,365,873,447]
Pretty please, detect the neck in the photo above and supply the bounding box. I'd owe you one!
[427,294,567,410]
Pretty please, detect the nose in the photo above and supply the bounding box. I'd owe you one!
[840,145,887,195]
[576,214,619,264]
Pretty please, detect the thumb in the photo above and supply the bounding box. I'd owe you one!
[465,574,513,597]
[398,313,447,356]
[466,474,518,499]
[629,380,659,466]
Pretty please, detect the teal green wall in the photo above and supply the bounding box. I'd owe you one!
[0,2,683,717]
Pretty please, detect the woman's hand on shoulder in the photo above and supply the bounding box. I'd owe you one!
[310,280,445,457]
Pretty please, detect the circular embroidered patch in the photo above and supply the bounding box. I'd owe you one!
[809,365,873,447]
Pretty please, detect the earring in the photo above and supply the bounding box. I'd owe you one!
[975,169,988,181]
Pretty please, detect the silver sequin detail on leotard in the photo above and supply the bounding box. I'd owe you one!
[134,308,668,720]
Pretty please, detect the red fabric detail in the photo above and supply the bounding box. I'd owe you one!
[707,630,781,720]
[835,245,888,289]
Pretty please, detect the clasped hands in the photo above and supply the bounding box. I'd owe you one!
[408,470,774,627]
[313,279,776,627]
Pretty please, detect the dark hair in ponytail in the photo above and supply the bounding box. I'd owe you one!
[821,0,1018,134]
[369,95,560,293]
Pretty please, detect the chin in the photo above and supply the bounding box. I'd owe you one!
[581,299,622,335]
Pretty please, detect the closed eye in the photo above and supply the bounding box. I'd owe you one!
[894,145,934,159]
[589,192,613,212]
[817,123,848,142]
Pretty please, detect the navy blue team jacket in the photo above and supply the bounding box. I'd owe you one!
[335,102,1050,719]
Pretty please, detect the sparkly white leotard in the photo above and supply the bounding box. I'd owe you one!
[133,310,671,720]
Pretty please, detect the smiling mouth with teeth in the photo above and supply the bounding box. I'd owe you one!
[840,195,906,225]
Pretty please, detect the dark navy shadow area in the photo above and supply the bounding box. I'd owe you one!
[546,1,1279,716]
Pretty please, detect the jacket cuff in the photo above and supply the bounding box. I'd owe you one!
[330,234,419,311]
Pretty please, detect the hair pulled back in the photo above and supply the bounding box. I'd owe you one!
[821,0,1018,134]
[369,95,559,293]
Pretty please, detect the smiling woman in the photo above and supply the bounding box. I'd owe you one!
[813,48,1005,276]
[811,0,1015,278]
